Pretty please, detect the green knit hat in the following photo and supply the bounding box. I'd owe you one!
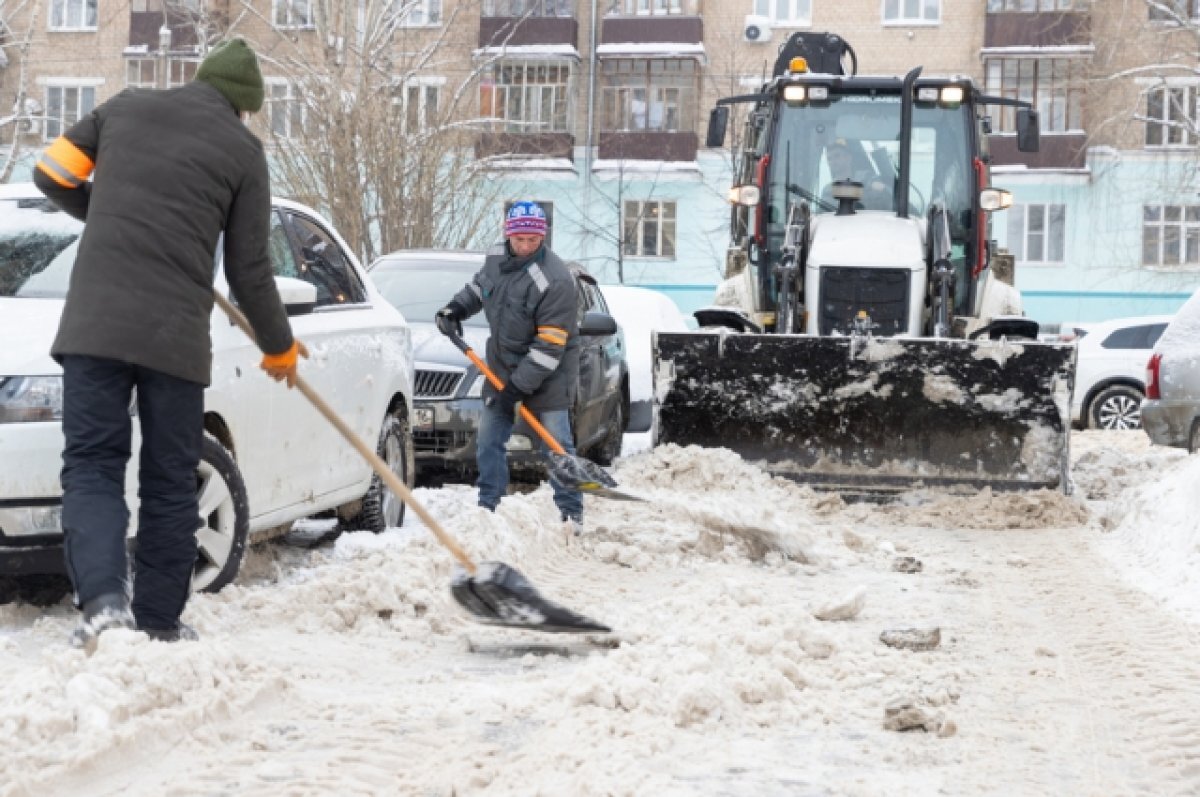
[196,38,264,113]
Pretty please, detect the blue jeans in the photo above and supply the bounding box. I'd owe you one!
[60,355,204,630]
[476,401,583,520]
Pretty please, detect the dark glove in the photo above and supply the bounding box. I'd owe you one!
[435,302,465,338]
[487,381,526,420]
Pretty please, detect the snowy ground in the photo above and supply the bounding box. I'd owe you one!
[3,431,1200,796]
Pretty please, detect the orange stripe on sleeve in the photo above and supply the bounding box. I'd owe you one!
[40,136,94,184]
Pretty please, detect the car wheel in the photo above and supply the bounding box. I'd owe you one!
[341,412,414,533]
[1088,385,1144,430]
[1189,418,1200,454]
[193,435,250,594]
[592,396,626,467]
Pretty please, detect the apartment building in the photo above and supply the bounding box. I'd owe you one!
[1,1,1195,321]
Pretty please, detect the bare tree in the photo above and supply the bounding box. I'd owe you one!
[230,0,506,265]
[0,1,41,181]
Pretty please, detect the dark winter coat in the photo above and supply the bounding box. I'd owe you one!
[33,81,292,386]
[450,242,579,412]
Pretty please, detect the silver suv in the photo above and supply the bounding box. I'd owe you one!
[1142,288,1200,452]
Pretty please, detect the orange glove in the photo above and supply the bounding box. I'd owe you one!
[260,339,309,388]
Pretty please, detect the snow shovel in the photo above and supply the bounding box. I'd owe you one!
[213,292,610,634]
[442,328,645,503]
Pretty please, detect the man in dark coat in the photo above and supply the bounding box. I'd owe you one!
[436,201,584,527]
[33,38,303,648]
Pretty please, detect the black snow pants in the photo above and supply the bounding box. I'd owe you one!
[60,354,204,631]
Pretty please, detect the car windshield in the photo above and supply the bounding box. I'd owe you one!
[371,260,488,327]
[0,199,83,299]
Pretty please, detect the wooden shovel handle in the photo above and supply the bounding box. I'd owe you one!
[459,347,567,457]
[213,292,477,574]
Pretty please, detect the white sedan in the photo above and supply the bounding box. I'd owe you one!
[0,184,414,596]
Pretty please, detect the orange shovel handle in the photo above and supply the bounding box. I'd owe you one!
[461,347,567,457]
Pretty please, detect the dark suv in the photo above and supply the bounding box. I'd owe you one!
[369,250,629,482]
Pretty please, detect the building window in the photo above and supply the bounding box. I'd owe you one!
[882,0,939,24]
[481,62,572,133]
[1007,204,1066,265]
[1149,0,1200,21]
[273,0,315,29]
[484,0,574,16]
[609,0,682,14]
[623,200,676,258]
[45,84,96,140]
[1143,205,1200,266]
[601,59,696,132]
[986,0,1085,11]
[266,81,306,140]
[399,0,442,26]
[398,81,442,133]
[49,0,97,30]
[167,59,199,88]
[984,57,1086,133]
[126,59,158,89]
[753,0,811,25]
[1146,85,1199,147]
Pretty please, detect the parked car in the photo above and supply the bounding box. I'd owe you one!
[1071,314,1172,430]
[598,285,690,433]
[1142,289,1200,452]
[368,250,628,482]
[0,184,414,596]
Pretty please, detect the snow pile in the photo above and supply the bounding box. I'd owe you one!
[1095,445,1200,624]
[0,630,285,795]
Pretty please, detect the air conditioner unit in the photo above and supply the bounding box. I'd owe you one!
[743,15,772,44]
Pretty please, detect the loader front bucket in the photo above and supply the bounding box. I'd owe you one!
[652,332,1076,493]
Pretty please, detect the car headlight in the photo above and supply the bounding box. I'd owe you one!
[466,374,486,398]
[0,376,64,423]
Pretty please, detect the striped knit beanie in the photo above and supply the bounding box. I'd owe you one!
[504,201,548,237]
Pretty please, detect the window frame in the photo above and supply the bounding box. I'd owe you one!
[279,210,370,308]
[1142,204,1200,268]
[753,0,812,26]
[399,0,443,27]
[1007,203,1067,266]
[1144,83,1200,148]
[882,0,940,25]
[265,79,307,141]
[42,80,100,141]
[396,77,444,134]
[599,58,698,133]
[984,56,1087,134]
[1148,0,1200,22]
[272,0,316,29]
[622,199,677,259]
[986,0,1085,11]
[48,0,97,31]
[481,61,573,134]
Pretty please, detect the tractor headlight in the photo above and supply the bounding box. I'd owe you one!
[0,376,64,423]
[728,184,761,206]
[979,188,1013,211]
[782,85,807,104]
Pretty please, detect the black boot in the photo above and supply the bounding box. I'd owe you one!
[70,592,135,650]
[139,622,199,643]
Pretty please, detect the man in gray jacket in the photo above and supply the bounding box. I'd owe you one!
[34,38,302,648]
[436,201,583,527]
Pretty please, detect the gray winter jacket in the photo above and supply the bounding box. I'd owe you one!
[451,242,579,412]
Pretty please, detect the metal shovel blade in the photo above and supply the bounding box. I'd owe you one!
[546,452,646,502]
[451,561,612,633]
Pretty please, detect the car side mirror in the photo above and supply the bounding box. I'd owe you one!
[580,310,618,337]
[275,275,317,316]
[1016,108,1040,153]
[706,107,729,148]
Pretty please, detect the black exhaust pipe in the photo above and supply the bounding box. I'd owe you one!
[896,66,922,220]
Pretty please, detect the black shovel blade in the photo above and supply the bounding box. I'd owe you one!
[547,452,619,492]
[451,561,611,634]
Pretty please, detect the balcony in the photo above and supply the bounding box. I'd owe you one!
[597,130,697,161]
[990,133,1087,170]
[476,131,576,161]
[601,0,703,47]
[984,11,1091,48]
[480,0,578,48]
